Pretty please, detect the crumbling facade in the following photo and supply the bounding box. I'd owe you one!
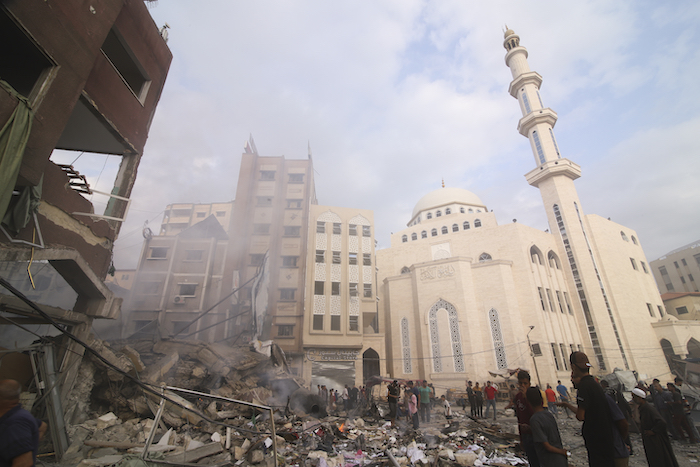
[0,0,171,415]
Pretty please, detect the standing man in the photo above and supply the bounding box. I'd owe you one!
[556,380,571,419]
[631,388,679,467]
[545,384,557,417]
[342,384,350,412]
[505,370,540,467]
[419,381,431,423]
[557,352,615,467]
[466,381,476,417]
[674,377,700,441]
[484,381,498,421]
[0,379,47,467]
[387,380,399,428]
[666,383,697,443]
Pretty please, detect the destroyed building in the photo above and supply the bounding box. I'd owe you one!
[119,144,385,389]
[0,0,171,454]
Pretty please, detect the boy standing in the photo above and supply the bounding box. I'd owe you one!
[527,387,569,467]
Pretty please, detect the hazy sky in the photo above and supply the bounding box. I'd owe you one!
[54,1,700,269]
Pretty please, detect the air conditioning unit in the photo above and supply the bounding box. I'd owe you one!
[173,295,186,304]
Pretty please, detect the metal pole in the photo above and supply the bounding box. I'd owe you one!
[527,326,542,388]
[142,386,167,460]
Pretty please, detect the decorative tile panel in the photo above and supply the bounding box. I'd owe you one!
[349,296,359,315]
[330,296,341,315]
[362,237,372,252]
[331,264,341,282]
[489,308,508,369]
[349,214,370,226]
[315,263,326,281]
[363,266,372,283]
[349,265,359,283]
[313,296,325,314]
[349,235,358,253]
[428,299,464,373]
[331,234,341,251]
[401,318,412,374]
[318,211,342,223]
[316,233,327,250]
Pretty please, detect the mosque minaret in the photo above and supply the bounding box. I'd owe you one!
[504,28,631,372]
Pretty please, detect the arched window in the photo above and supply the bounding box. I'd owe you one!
[428,299,464,373]
[421,231,427,239]
[452,224,459,232]
[631,236,638,245]
[530,246,543,265]
[426,212,432,219]
[474,219,482,227]
[621,231,628,242]
[411,232,417,241]
[463,221,470,230]
[460,207,465,213]
[401,266,411,274]
[547,251,561,269]
[436,210,442,217]
[468,208,473,213]
[479,252,492,262]
[441,226,448,235]
[431,228,438,237]
[477,209,482,213]
[401,235,407,243]
[445,208,451,215]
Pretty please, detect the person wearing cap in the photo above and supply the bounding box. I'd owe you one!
[631,388,679,467]
[557,351,615,467]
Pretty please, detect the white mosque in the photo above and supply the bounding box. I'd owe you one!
[376,29,675,390]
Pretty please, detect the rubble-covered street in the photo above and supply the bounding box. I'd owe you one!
[26,338,699,467]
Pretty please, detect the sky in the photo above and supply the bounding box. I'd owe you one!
[52,0,700,269]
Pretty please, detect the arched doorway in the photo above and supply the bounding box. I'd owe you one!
[660,339,678,372]
[363,348,380,383]
[688,338,700,359]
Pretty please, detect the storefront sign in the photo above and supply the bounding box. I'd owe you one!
[306,349,360,361]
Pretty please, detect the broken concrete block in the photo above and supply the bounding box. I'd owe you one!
[166,442,223,463]
[143,351,179,383]
[121,345,146,372]
[96,412,119,430]
[248,449,264,464]
[454,452,478,466]
[192,364,207,378]
[233,446,246,460]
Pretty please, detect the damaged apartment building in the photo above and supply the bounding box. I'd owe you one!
[0,0,171,455]
[120,140,385,390]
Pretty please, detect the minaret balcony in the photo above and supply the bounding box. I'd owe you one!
[525,158,581,187]
[508,71,543,98]
[518,108,558,136]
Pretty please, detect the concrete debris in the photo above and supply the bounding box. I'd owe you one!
[51,337,680,467]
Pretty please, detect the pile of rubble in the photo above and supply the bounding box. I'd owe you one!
[53,339,534,467]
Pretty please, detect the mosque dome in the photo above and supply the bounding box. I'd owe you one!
[504,28,515,38]
[411,187,487,220]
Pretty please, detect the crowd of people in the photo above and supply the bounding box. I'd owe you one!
[316,383,372,413]
[504,351,697,467]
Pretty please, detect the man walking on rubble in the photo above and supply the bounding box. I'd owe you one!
[387,380,400,428]
[556,380,571,419]
[557,351,615,467]
[505,370,540,467]
[484,381,498,421]
[0,379,48,467]
[419,380,431,423]
[466,380,476,417]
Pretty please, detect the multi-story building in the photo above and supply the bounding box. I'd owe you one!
[651,240,700,294]
[159,202,235,236]
[300,205,384,387]
[0,0,170,414]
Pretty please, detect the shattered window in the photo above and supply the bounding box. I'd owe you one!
[349,316,359,332]
[280,289,295,300]
[178,283,196,296]
[278,325,293,336]
[260,171,275,180]
[284,226,300,237]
